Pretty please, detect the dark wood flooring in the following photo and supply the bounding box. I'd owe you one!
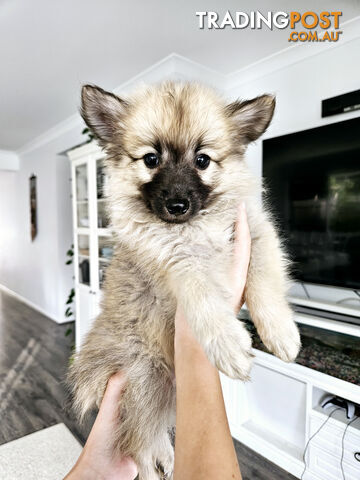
[0,290,92,446]
[0,289,296,479]
[233,440,296,480]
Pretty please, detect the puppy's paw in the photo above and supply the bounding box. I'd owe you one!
[156,461,173,480]
[261,312,301,362]
[138,462,162,480]
[155,449,174,480]
[207,321,253,381]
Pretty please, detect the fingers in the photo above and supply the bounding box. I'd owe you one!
[234,202,251,256]
[77,369,138,479]
[232,202,251,312]
[100,372,127,407]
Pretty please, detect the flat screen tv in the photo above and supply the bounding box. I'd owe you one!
[263,117,360,291]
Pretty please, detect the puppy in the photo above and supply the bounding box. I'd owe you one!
[68,81,300,479]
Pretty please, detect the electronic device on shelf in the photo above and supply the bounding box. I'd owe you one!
[321,395,357,420]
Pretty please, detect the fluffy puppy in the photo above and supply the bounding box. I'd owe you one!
[68,81,300,480]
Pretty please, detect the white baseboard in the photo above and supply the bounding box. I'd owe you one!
[0,283,62,323]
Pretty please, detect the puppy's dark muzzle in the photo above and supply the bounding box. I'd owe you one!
[165,198,189,216]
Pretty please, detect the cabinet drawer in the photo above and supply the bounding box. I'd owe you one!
[309,415,360,471]
[309,444,360,480]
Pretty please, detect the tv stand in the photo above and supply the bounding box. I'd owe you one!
[292,303,360,326]
[226,309,360,478]
[222,349,360,479]
[289,295,360,320]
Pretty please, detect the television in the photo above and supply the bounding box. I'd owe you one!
[263,117,360,292]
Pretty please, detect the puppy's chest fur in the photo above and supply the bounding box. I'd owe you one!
[99,217,235,369]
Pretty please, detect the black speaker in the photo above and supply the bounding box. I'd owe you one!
[322,89,360,118]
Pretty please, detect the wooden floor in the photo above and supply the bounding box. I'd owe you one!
[0,289,296,479]
[234,440,296,480]
[0,290,92,446]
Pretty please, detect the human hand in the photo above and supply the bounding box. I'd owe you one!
[64,372,138,480]
[231,202,251,314]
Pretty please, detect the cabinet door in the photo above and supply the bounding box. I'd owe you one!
[72,157,93,351]
[74,161,90,228]
[71,148,111,350]
[77,233,91,286]
[97,234,114,289]
[72,158,92,289]
[95,158,110,229]
[94,156,113,290]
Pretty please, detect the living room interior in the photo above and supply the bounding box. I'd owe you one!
[0,1,359,479]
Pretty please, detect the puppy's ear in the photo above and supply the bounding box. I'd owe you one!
[225,94,275,144]
[80,85,128,144]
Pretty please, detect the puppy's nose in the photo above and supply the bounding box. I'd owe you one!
[166,198,189,216]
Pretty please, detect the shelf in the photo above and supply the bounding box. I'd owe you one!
[76,228,90,235]
[294,311,360,338]
[97,229,112,237]
[240,419,304,462]
[312,405,360,432]
[289,295,360,320]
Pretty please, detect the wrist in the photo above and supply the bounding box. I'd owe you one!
[174,328,204,357]
[64,453,106,480]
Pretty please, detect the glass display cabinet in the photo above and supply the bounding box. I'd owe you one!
[68,142,113,350]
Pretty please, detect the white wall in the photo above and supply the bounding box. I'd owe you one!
[0,128,82,322]
[56,151,75,321]
[0,150,19,170]
[0,171,19,294]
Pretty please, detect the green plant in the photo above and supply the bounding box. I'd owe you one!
[68,347,76,365]
[65,245,75,325]
[82,127,95,143]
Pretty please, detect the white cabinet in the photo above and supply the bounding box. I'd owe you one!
[308,412,360,480]
[221,348,360,479]
[68,142,113,350]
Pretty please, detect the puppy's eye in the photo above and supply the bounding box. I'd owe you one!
[195,154,210,170]
[143,153,159,169]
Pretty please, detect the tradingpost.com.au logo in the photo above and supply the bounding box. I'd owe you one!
[196,11,343,42]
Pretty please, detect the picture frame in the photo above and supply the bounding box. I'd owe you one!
[30,174,37,241]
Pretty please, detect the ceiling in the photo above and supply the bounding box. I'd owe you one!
[0,0,359,150]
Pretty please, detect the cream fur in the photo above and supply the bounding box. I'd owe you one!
[68,81,301,479]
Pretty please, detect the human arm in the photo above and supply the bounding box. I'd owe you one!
[173,203,251,480]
